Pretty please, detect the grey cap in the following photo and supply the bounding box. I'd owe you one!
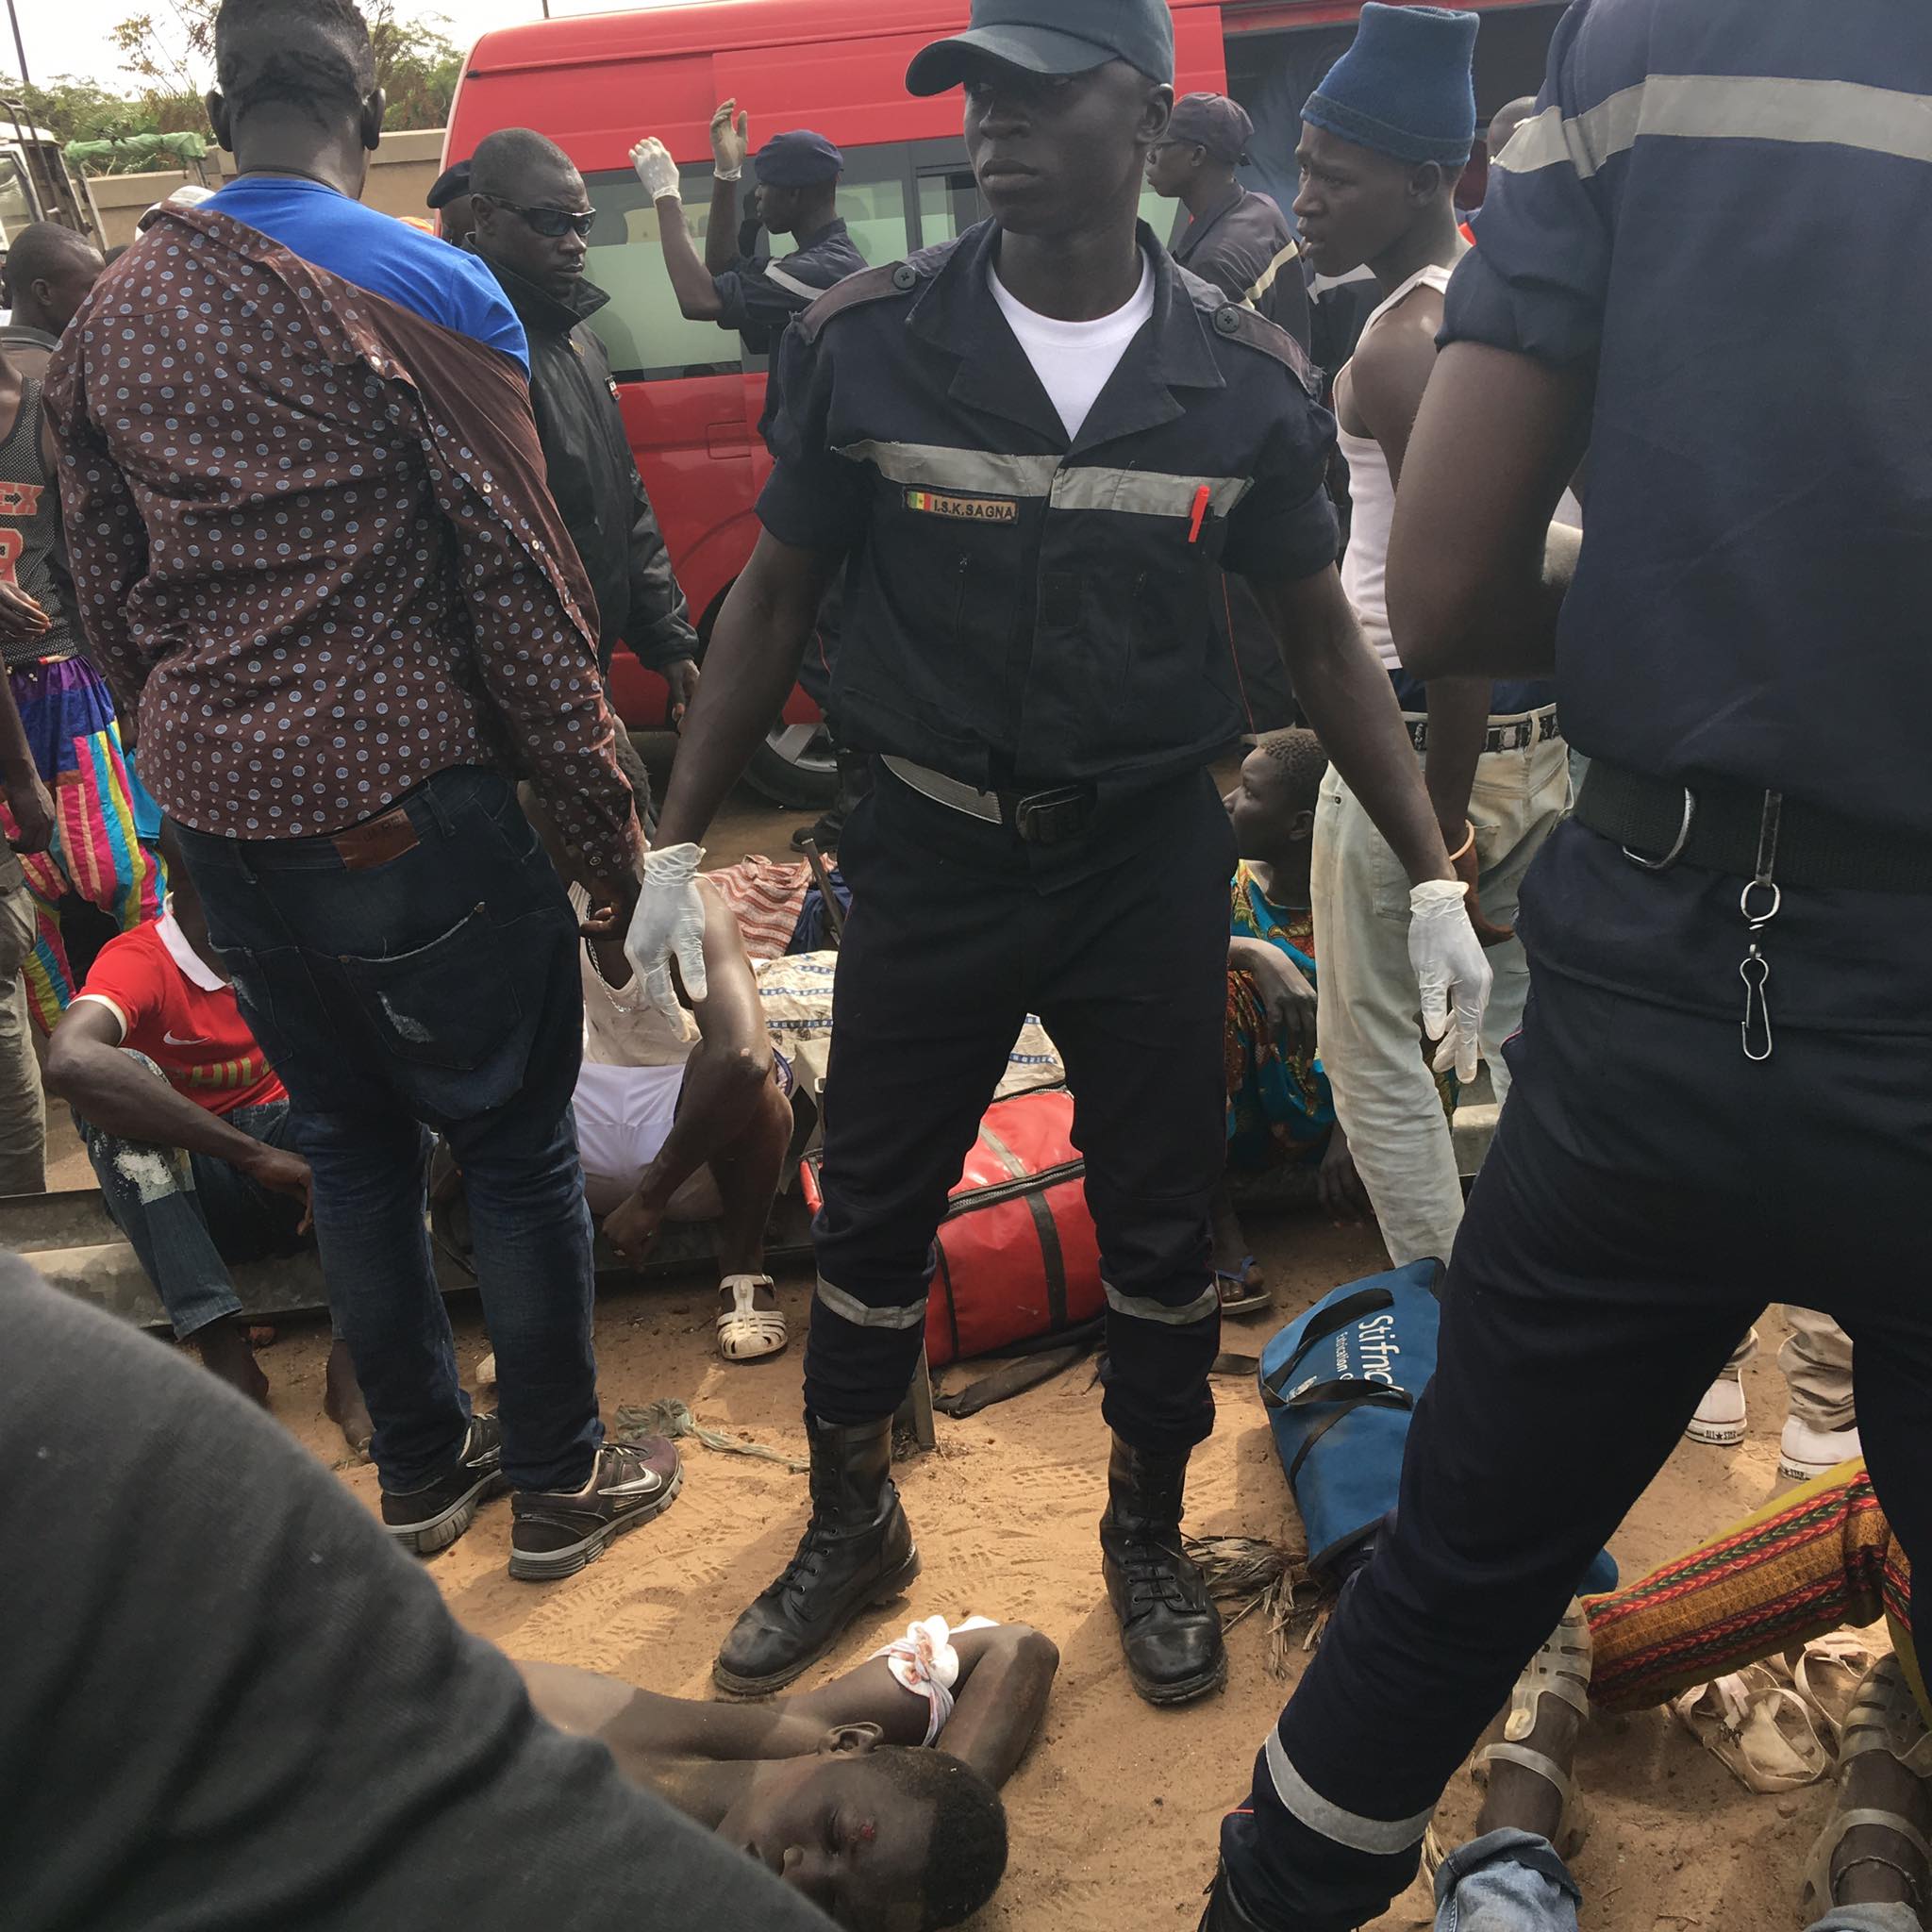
[1168,92,1254,165]
[906,0,1175,96]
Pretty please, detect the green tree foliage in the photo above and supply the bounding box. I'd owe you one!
[100,0,461,142]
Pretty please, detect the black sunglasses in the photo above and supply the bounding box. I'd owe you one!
[486,195,597,240]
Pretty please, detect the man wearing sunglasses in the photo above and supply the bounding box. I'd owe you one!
[470,129,702,733]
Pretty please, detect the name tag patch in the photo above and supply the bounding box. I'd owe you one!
[905,488,1019,525]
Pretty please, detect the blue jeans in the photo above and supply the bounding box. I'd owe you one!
[175,767,600,1494]
[79,1066,308,1339]
[1435,1830,1915,1932]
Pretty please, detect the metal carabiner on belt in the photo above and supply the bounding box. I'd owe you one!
[1738,791,1783,1062]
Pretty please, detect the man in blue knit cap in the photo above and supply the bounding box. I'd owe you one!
[1291,6,1573,1287]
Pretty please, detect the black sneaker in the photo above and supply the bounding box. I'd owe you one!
[508,1436,682,1582]
[380,1415,506,1556]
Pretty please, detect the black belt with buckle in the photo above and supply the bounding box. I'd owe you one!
[1405,709,1562,757]
[1574,759,1932,892]
[1000,785,1094,846]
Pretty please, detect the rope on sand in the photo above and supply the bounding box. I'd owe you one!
[615,1399,809,1474]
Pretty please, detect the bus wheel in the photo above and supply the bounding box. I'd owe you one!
[744,717,840,809]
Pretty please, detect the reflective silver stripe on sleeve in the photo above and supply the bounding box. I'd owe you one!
[815,1275,929,1330]
[1101,1278,1221,1326]
[1496,75,1932,182]
[837,440,1062,498]
[763,261,825,303]
[1243,239,1301,304]
[1263,1731,1435,1857]
[1049,470,1253,519]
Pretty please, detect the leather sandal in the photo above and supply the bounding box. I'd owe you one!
[1801,1655,1932,1924]
[1476,1599,1593,1858]
[716,1274,787,1362]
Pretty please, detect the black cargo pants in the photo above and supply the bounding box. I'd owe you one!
[807,762,1236,1457]
[1222,952,1932,1930]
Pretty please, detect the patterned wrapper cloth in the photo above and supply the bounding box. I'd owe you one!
[1586,1458,1920,1721]
[0,656,160,1030]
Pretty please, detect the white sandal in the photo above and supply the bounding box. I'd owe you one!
[1474,1599,1595,1858]
[1674,1663,1832,1792]
[716,1274,787,1362]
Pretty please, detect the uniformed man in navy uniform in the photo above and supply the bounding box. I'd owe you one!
[628,0,1488,1709]
[634,113,872,848]
[632,115,866,450]
[1148,92,1310,351]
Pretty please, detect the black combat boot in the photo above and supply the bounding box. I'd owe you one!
[713,1414,919,1695]
[1100,1434,1226,1706]
[1198,1862,1277,1930]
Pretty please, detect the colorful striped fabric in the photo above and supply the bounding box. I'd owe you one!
[1587,1459,1918,1721]
[0,656,160,1030]
[705,855,813,962]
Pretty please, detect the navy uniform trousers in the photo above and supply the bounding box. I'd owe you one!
[1222,894,1932,1929]
[806,763,1237,1456]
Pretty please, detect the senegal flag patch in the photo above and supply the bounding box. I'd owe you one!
[905,488,1019,524]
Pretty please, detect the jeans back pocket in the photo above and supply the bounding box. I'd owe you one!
[339,904,524,1074]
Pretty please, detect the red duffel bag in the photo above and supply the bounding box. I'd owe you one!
[801,1087,1103,1369]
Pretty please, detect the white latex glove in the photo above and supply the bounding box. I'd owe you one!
[1408,878,1493,1085]
[710,99,749,178]
[630,137,681,203]
[625,841,707,1017]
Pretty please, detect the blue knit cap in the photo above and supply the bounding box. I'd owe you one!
[1303,4,1479,168]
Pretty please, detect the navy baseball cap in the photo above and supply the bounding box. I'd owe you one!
[1168,92,1254,163]
[907,0,1175,96]
[425,158,471,209]
[753,129,844,187]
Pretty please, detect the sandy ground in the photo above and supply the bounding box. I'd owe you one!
[103,773,1850,1930]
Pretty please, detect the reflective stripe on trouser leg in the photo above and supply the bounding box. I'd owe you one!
[815,1275,928,1330]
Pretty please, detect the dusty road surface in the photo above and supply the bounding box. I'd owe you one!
[224,774,1847,1932]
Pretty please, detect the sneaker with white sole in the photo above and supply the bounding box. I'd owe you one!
[1686,1372,1747,1446]
[380,1415,506,1555]
[1779,1419,1862,1484]
[508,1436,682,1582]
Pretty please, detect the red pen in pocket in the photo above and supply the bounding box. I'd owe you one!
[1187,482,1211,544]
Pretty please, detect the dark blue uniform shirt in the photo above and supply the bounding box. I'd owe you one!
[758,218,1339,798]
[1448,0,1932,1030]
[715,216,868,448]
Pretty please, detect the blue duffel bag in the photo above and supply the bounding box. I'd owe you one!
[1259,1259,1617,1592]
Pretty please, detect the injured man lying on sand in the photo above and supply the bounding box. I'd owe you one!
[520,1616,1059,1931]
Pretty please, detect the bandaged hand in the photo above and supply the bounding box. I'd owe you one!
[630,138,681,202]
[1408,878,1492,1085]
[625,841,707,1017]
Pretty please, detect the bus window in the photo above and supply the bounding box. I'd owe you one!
[583,146,913,383]
[0,155,36,251]
[580,159,744,383]
[827,145,913,270]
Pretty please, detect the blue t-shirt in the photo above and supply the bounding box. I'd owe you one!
[205,175,527,370]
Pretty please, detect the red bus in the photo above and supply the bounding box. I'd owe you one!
[447,0,1564,806]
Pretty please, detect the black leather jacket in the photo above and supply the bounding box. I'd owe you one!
[478,258,698,675]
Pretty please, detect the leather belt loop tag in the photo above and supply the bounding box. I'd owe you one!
[331,807,422,872]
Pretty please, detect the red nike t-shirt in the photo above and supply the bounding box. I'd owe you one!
[73,912,286,1116]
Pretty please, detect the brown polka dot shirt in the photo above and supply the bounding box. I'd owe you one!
[43,205,641,881]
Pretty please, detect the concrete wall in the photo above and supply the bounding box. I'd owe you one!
[84,127,446,249]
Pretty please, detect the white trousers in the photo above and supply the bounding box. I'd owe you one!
[1311,725,1570,1268]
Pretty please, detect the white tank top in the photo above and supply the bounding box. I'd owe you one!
[1336,263,1456,672]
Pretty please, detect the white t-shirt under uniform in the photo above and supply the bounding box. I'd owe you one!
[988,253,1155,441]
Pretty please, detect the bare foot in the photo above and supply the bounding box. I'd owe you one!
[195,1318,271,1407]
[603,1188,667,1268]
[324,1338,375,1459]
[1209,1182,1264,1305]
